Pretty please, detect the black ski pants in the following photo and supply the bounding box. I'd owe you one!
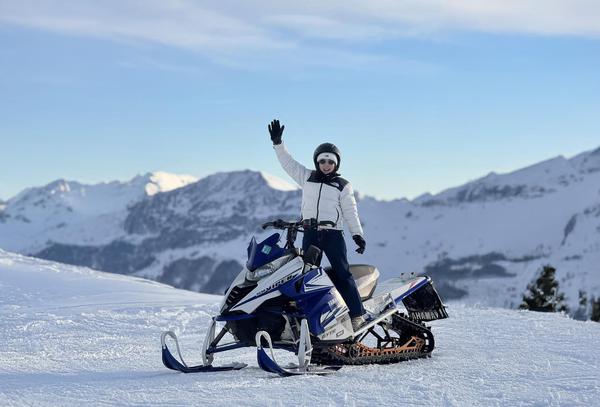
[302,229,365,318]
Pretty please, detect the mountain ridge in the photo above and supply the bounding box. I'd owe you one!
[1,146,599,316]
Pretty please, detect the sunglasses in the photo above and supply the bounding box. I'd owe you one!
[318,159,336,165]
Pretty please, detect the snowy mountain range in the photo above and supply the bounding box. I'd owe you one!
[1,147,599,315]
[1,249,599,406]
[0,171,198,251]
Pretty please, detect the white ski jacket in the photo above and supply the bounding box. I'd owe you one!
[274,143,364,237]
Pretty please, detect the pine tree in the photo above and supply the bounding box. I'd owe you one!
[591,296,600,322]
[573,290,589,321]
[520,265,568,313]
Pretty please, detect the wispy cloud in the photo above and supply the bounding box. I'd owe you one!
[366,0,600,37]
[0,0,289,51]
[116,57,204,75]
[280,1,600,38]
[1,0,598,72]
[264,14,391,42]
[3,1,600,46]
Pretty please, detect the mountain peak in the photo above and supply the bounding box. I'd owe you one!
[8,178,83,205]
[569,145,600,174]
[192,170,297,195]
[134,171,199,196]
[259,171,299,191]
[44,178,76,193]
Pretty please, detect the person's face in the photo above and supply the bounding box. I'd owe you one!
[318,159,336,174]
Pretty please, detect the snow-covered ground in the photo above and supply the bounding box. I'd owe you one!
[1,250,599,406]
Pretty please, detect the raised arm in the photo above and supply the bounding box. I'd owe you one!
[269,119,311,186]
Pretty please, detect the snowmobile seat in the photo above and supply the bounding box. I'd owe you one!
[323,264,380,301]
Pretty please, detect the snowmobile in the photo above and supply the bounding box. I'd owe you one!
[161,219,448,377]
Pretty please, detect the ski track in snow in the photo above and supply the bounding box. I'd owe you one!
[1,251,599,406]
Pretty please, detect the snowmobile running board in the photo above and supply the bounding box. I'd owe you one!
[352,306,400,336]
[160,331,247,373]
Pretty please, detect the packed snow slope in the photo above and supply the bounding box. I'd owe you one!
[1,251,598,406]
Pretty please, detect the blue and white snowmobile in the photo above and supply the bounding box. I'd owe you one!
[161,219,448,377]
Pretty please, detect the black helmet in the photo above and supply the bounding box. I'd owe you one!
[313,142,341,171]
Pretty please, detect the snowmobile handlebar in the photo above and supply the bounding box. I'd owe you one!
[261,219,336,231]
[262,219,336,250]
[262,219,303,249]
[261,219,302,230]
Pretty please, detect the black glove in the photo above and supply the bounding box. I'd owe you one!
[268,119,284,145]
[353,235,366,254]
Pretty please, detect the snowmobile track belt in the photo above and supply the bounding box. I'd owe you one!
[311,313,434,366]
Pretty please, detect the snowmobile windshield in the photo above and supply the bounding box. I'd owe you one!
[246,233,287,272]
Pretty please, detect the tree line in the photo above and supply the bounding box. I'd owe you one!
[520,265,600,322]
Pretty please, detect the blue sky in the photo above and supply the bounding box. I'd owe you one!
[1,1,599,201]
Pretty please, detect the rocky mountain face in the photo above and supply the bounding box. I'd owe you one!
[1,170,301,295]
[0,172,198,252]
[123,171,300,241]
[1,148,599,316]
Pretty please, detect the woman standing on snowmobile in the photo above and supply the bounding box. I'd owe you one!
[268,119,368,330]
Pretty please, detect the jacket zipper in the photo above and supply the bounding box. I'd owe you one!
[315,183,324,222]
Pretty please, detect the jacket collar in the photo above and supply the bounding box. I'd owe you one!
[314,170,340,182]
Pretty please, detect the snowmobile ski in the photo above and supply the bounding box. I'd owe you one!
[161,331,247,373]
[255,329,341,377]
